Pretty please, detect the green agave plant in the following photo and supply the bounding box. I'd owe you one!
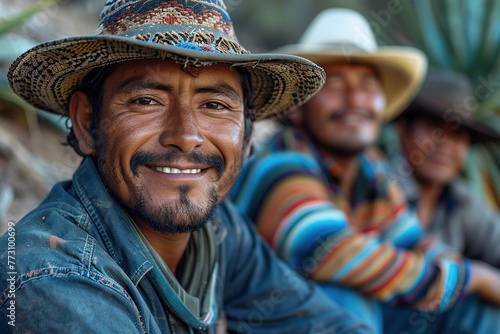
[365,0,500,209]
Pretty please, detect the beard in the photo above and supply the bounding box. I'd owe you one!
[131,183,219,234]
[305,108,379,157]
[95,147,226,234]
[315,139,366,157]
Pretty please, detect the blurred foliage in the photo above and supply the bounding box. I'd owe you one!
[0,0,61,35]
[0,0,65,224]
[230,0,370,51]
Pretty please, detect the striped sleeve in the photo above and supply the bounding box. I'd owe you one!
[230,151,469,311]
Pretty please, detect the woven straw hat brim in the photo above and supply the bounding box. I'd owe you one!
[8,35,326,121]
[273,45,427,120]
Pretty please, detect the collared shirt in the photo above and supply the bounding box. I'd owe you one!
[0,157,370,334]
[230,126,470,311]
[390,155,500,268]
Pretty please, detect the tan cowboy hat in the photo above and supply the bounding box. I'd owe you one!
[275,8,427,120]
[8,0,326,121]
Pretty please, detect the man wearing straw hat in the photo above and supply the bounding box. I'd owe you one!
[0,1,372,333]
[230,8,500,334]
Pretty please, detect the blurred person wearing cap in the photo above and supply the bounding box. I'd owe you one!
[230,8,500,334]
[0,1,372,333]
[392,68,500,267]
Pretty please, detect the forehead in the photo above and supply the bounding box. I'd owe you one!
[321,62,380,79]
[107,59,242,85]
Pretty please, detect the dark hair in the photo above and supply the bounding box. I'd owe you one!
[396,102,440,126]
[66,66,115,156]
[238,68,256,145]
[66,63,255,156]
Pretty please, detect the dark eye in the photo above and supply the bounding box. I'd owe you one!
[325,78,344,91]
[203,101,227,110]
[133,97,157,105]
[363,78,382,92]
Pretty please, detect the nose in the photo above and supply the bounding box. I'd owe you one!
[159,104,204,152]
[345,87,366,108]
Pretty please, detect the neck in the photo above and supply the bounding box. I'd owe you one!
[331,153,360,201]
[137,222,191,275]
[415,179,444,229]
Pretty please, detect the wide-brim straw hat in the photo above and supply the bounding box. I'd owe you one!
[398,67,500,144]
[8,0,326,121]
[274,8,427,120]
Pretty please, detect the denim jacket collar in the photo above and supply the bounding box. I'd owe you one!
[72,157,153,285]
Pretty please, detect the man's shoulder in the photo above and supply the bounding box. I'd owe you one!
[2,180,90,255]
[0,204,92,273]
[0,181,107,294]
[449,177,491,208]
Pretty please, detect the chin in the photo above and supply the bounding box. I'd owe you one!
[417,170,456,186]
[132,187,219,234]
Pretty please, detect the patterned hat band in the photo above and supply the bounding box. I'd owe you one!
[8,0,326,120]
[130,29,249,54]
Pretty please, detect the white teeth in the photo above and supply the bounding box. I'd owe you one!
[170,168,181,174]
[154,167,201,174]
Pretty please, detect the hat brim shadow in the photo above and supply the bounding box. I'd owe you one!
[8,35,326,121]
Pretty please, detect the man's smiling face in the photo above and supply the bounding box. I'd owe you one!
[73,59,246,233]
[300,63,386,156]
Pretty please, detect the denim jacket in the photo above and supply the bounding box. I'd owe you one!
[0,158,369,333]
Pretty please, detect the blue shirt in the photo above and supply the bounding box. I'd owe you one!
[0,157,369,333]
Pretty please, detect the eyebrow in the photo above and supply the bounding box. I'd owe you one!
[113,76,243,102]
[195,85,243,103]
[113,76,173,95]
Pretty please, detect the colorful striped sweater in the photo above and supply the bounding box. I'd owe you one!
[230,126,469,311]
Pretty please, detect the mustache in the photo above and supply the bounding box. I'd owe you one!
[130,150,225,179]
[328,108,374,120]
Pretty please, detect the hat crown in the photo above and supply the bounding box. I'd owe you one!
[406,68,500,143]
[418,69,473,109]
[96,0,247,54]
[298,8,377,53]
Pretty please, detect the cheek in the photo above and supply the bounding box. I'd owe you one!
[207,124,245,195]
[306,91,339,114]
[202,118,245,157]
[371,94,386,116]
[455,142,469,166]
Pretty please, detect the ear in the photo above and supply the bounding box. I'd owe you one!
[242,122,254,160]
[69,91,96,156]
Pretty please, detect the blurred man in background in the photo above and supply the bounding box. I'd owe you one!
[393,68,500,267]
